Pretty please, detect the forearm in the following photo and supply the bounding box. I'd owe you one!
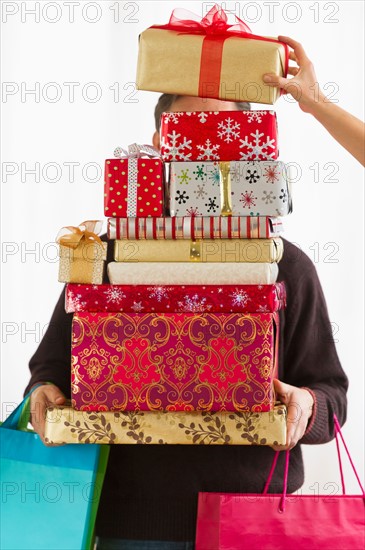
[308,100,365,166]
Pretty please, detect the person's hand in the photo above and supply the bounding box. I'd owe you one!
[263,36,325,114]
[30,384,66,446]
[271,378,314,451]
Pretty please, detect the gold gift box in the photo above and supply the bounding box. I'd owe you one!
[114,238,283,263]
[136,28,286,105]
[107,261,279,285]
[58,241,107,285]
[44,404,286,446]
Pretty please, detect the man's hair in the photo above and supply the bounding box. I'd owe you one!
[154,94,251,132]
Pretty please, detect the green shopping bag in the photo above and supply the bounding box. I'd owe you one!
[0,388,110,550]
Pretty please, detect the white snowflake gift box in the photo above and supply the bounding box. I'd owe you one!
[168,160,293,217]
[160,110,278,162]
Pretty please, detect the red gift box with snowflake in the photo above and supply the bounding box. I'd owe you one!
[65,282,286,314]
[169,160,292,217]
[160,110,278,162]
[104,145,164,217]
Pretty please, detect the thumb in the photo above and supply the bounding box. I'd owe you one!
[43,384,66,405]
[273,378,292,404]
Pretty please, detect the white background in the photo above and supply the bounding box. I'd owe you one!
[1,0,364,495]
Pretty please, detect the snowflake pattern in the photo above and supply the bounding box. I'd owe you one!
[186,206,201,216]
[240,191,257,209]
[175,190,189,204]
[230,289,249,307]
[262,190,276,204]
[161,130,192,161]
[279,188,288,203]
[193,165,206,181]
[197,112,209,123]
[245,169,260,184]
[177,169,191,185]
[239,130,276,160]
[196,139,220,160]
[264,165,280,183]
[194,183,207,200]
[105,287,126,303]
[246,111,264,124]
[147,286,173,302]
[217,117,241,143]
[162,112,184,125]
[205,197,219,213]
[177,294,211,313]
[207,165,221,186]
[257,304,270,313]
[131,301,144,312]
[67,291,86,312]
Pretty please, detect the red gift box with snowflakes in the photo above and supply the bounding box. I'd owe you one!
[169,160,292,217]
[160,110,278,162]
[104,157,164,217]
[65,282,286,314]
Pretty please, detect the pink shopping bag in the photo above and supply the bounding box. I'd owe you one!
[195,415,365,550]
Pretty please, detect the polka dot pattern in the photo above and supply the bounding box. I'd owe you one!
[105,158,164,217]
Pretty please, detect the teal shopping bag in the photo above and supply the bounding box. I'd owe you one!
[0,389,110,550]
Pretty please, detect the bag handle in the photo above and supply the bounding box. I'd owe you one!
[333,414,365,495]
[263,414,365,511]
[1,383,45,431]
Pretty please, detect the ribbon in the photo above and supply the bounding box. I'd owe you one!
[219,162,233,216]
[152,5,289,98]
[113,144,160,217]
[114,143,160,159]
[56,220,103,249]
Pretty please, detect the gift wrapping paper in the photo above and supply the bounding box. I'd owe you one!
[58,242,107,285]
[71,312,279,412]
[136,25,287,105]
[169,160,292,217]
[113,238,283,263]
[160,110,278,162]
[44,403,286,445]
[65,282,286,314]
[107,262,279,285]
[104,158,164,217]
[107,216,284,240]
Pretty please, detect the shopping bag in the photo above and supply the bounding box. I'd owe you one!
[195,415,365,550]
[0,388,110,550]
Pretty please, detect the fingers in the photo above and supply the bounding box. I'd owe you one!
[263,74,290,88]
[288,66,300,76]
[277,36,310,65]
[30,385,66,445]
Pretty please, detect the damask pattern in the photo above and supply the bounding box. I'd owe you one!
[71,312,279,412]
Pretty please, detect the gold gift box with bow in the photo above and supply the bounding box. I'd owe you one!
[57,221,107,285]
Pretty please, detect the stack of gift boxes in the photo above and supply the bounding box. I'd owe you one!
[45,9,292,446]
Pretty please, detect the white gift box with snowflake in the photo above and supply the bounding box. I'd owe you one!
[168,160,292,217]
[160,110,279,162]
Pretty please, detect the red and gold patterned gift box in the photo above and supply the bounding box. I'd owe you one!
[71,312,279,413]
[136,6,288,105]
[160,110,278,162]
[65,282,286,314]
[104,144,164,218]
[107,216,284,240]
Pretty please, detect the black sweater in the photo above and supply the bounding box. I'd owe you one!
[25,237,348,541]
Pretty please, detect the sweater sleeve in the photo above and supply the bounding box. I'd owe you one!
[24,286,72,398]
[24,234,113,398]
[280,258,348,445]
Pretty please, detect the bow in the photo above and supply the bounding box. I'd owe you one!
[56,220,103,249]
[114,143,160,159]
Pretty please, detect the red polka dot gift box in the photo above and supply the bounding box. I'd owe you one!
[104,144,164,218]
